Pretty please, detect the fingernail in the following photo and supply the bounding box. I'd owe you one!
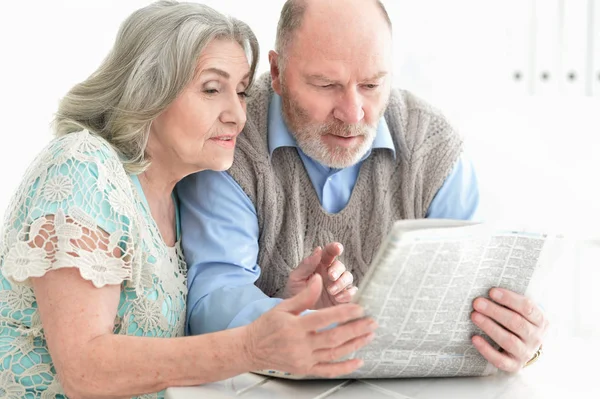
[490,289,502,301]
[331,270,341,280]
[311,247,320,257]
[475,299,487,311]
[369,321,378,331]
[329,285,339,295]
[472,312,484,323]
[366,333,376,343]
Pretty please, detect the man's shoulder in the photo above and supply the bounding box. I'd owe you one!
[387,88,448,121]
[385,89,462,152]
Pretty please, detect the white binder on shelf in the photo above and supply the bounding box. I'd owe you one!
[559,0,588,96]
[504,0,535,96]
[533,0,561,96]
[505,0,534,96]
[593,0,600,96]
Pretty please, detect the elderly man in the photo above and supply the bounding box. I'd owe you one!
[178,0,547,373]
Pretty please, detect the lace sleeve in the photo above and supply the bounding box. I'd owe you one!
[0,132,141,288]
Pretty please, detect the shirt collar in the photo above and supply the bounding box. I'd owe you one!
[267,93,396,159]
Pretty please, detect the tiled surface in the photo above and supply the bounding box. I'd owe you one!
[166,337,598,399]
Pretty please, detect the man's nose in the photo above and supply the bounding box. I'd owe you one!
[333,89,365,124]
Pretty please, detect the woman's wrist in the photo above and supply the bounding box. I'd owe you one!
[236,324,259,372]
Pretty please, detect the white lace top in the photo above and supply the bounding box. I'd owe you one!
[0,131,187,399]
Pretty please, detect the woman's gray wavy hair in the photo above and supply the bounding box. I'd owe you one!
[54,0,259,174]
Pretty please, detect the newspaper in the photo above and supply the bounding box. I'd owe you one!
[256,219,560,379]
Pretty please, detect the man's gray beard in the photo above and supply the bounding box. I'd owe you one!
[280,89,378,169]
[292,120,376,169]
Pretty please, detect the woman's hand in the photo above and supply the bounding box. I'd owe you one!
[244,274,377,378]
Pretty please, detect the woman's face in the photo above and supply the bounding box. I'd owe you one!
[149,39,251,175]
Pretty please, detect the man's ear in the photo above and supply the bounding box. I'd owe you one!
[269,50,282,95]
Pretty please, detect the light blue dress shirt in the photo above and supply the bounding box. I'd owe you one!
[177,94,480,335]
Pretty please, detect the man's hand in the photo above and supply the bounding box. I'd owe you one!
[471,288,549,372]
[284,242,358,309]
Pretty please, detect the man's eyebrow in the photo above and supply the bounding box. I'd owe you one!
[200,67,251,83]
[305,71,389,83]
[364,71,388,81]
[305,74,338,84]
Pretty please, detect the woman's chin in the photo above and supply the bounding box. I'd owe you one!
[206,157,235,172]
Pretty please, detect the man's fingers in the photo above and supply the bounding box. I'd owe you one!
[334,286,358,303]
[328,269,353,295]
[312,317,377,350]
[309,359,365,378]
[318,242,343,273]
[327,259,346,281]
[314,332,375,363]
[471,311,529,363]
[278,274,323,315]
[489,288,545,327]
[472,335,521,373]
[292,247,323,280]
[301,303,365,331]
[473,297,534,342]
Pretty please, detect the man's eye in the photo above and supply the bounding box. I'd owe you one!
[204,89,219,94]
[364,84,379,90]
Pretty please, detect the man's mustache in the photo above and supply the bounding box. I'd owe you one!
[316,121,374,137]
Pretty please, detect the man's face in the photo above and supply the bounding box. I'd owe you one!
[272,1,393,169]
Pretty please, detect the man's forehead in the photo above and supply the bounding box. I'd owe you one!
[291,29,391,59]
[290,16,392,63]
[290,42,392,80]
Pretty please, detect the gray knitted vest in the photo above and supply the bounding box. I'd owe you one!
[228,73,463,297]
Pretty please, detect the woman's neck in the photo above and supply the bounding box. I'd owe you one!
[138,166,178,201]
[136,156,184,247]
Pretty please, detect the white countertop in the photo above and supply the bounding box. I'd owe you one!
[165,336,598,398]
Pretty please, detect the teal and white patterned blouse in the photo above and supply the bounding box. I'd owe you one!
[0,131,187,398]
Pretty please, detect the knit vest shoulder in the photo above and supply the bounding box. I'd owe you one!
[228,73,463,297]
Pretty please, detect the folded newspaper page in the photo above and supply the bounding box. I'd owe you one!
[255,219,560,379]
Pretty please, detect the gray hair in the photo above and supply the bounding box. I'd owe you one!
[54,0,259,174]
[274,0,392,70]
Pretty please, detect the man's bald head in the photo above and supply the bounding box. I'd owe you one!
[275,0,392,66]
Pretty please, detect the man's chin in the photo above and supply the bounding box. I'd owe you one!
[319,149,367,169]
[295,136,372,168]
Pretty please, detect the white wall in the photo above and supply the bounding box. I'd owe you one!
[0,0,598,337]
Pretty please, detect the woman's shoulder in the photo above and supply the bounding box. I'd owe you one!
[8,130,137,228]
[44,130,122,166]
[23,130,131,190]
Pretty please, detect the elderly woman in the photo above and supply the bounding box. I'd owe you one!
[0,1,377,398]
